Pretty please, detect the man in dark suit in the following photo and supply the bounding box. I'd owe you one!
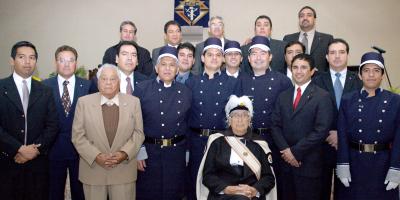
[43,45,91,200]
[283,6,333,72]
[192,16,231,75]
[151,20,182,67]
[91,41,148,94]
[271,53,333,200]
[313,38,362,200]
[103,20,153,76]
[0,41,58,200]
[282,41,305,80]
[241,15,287,75]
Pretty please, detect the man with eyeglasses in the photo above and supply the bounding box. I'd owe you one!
[192,16,232,75]
[43,45,91,200]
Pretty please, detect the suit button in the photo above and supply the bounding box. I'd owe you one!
[21,130,24,133]
[22,115,25,118]
[358,129,362,133]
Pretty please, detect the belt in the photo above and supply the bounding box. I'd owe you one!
[144,135,185,147]
[350,141,391,153]
[253,128,271,135]
[190,128,223,137]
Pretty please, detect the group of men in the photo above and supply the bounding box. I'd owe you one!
[0,5,399,200]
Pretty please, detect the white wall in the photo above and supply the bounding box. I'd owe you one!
[1,0,399,87]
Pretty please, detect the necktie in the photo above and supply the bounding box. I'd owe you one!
[333,72,344,109]
[126,77,133,95]
[22,80,29,145]
[61,80,71,115]
[302,33,309,54]
[293,87,302,109]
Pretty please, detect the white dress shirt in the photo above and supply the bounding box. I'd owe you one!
[293,80,312,103]
[330,68,347,88]
[57,74,75,103]
[13,72,32,102]
[119,71,134,94]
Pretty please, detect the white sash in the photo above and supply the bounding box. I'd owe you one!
[224,136,261,180]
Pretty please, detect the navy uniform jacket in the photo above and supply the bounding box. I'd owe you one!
[88,71,148,94]
[186,72,241,131]
[337,89,400,199]
[0,76,58,170]
[241,69,292,129]
[134,79,192,139]
[103,43,154,76]
[271,83,333,177]
[134,79,192,199]
[241,39,287,75]
[283,32,333,72]
[42,76,91,160]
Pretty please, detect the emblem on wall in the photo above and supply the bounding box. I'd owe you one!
[174,0,209,27]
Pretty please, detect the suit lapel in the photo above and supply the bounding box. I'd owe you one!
[50,77,63,111]
[343,72,356,93]
[73,77,85,105]
[321,73,336,102]
[310,32,320,55]
[28,80,43,109]
[91,94,111,151]
[3,76,24,113]
[292,84,314,117]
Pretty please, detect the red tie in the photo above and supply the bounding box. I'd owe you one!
[293,87,302,109]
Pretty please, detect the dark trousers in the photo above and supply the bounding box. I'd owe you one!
[136,143,186,200]
[187,135,209,200]
[280,168,322,200]
[49,159,84,200]
[0,159,49,200]
[320,144,337,200]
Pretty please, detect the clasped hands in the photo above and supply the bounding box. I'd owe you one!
[223,184,258,198]
[14,144,41,164]
[280,148,301,167]
[95,151,127,170]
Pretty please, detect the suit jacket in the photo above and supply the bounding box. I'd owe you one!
[0,76,58,170]
[283,31,333,72]
[71,93,144,185]
[241,38,287,75]
[42,76,91,160]
[151,46,162,67]
[271,83,333,177]
[88,71,148,94]
[192,38,231,75]
[312,70,362,130]
[103,43,154,76]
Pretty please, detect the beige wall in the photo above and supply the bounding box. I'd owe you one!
[1,0,399,88]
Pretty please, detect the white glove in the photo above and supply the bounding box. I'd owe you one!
[385,180,399,190]
[339,177,351,187]
[136,146,148,160]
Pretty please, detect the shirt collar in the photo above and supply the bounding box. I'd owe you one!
[300,28,316,37]
[156,77,174,88]
[119,70,134,80]
[100,93,120,106]
[294,79,312,94]
[329,68,347,78]
[202,70,222,77]
[225,68,239,78]
[13,71,32,85]
[57,74,75,86]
